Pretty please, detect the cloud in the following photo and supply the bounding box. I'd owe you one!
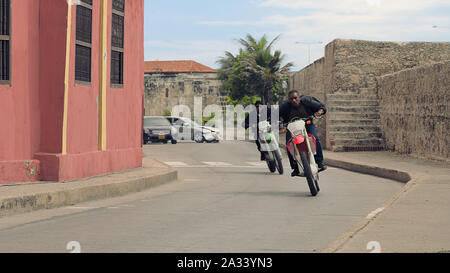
[149,1,450,71]
[258,0,449,13]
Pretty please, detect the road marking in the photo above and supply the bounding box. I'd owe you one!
[246,162,267,167]
[164,161,188,167]
[163,161,267,168]
[366,207,385,219]
[203,162,233,166]
[64,206,98,210]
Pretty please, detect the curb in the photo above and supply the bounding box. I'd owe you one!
[324,158,412,183]
[0,164,178,218]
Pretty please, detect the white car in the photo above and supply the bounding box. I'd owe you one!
[165,117,220,143]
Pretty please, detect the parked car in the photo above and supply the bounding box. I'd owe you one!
[143,116,178,144]
[165,116,220,143]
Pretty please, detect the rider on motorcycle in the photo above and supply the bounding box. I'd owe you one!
[244,101,271,161]
[280,90,327,176]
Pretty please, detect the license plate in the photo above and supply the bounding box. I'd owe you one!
[158,136,166,140]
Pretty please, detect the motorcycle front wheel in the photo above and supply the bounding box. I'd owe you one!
[299,151,318,196]
[273,150,284,175]
[265,154,276,173]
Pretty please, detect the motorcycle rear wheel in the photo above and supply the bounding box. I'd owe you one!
[299,151,318,196]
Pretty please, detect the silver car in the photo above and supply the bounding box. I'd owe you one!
[165,117,220,143]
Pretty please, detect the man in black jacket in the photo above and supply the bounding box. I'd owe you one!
[280,90,327,176]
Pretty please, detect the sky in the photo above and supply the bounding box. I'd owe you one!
[144,0,450,71]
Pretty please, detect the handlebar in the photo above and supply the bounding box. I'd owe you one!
[288,115,315,123]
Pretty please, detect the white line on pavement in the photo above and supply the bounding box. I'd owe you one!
[366,207,385,219]
[203,162,233,166]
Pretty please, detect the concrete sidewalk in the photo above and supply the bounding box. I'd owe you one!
[322,151,450,253]
[0,158,177,218]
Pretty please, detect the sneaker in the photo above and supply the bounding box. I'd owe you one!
[318,162,327,172]
[291,169,301,177]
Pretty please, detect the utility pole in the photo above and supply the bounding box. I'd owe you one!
[295,41,323,65]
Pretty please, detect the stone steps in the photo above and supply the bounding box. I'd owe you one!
[327,100,379,106]
[331,145,385,152]
[329,112,380,120]
[327,93,378,101]
[332,138,384,146]
[331,131,382,139]
[328,105,379,113]
[326,92,384,152]
[329,124,382,132]
[331,119,380,126]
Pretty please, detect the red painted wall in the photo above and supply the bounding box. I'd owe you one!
[107,0,144,151]
[0,0,41,183]
[66,0,101,155]
[38,0,67,154]
[1,0,144,183]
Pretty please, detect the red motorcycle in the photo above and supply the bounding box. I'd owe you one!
[286,116,320,196]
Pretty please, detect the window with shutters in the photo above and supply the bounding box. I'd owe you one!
[0,0,10,84]
[111,0,124,87]
[75,0,93,84]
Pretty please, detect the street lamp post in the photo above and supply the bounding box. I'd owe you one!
[295,41,323,65]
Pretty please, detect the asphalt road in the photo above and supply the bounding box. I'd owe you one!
[0,141,403,253]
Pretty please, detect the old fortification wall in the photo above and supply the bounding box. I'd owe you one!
[378,61,450,161]
[331,39,450,95]
[289,39,450,156]
[288,57,327,145]
[144,73,224,117]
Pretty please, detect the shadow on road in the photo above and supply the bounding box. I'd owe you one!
[222,191,313,198]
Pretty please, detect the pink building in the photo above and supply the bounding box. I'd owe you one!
[0,0,144,183]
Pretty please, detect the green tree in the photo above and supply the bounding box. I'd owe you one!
[218,34,293,104]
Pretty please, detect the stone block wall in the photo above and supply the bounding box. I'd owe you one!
[289,39,450,154]
[331,39,450,95]
[144,73,224,117]
[288,57,327,146]
[378,61,450,161]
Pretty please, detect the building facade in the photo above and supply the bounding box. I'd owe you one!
[144,60,226,117]
[0,0,144,183]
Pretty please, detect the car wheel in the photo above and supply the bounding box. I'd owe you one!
[171,139,177,144]
[194,133,204,143]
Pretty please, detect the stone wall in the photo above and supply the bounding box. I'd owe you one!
[289,39,450,153]
[144,72,225,117]
[378,61,450,161]
[331,39,450,95]
[288,57,327,145]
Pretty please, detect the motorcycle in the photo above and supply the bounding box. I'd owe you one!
[258,121,284,175]
[286,116,320,196]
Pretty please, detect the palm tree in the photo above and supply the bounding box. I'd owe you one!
[238,34,294,104]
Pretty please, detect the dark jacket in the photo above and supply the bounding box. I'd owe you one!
[244,106,272,130]
[279,95,327,123]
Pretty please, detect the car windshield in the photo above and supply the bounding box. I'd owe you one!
[144,117,171,127]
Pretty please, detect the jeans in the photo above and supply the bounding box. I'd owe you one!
[286,123,324,171]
